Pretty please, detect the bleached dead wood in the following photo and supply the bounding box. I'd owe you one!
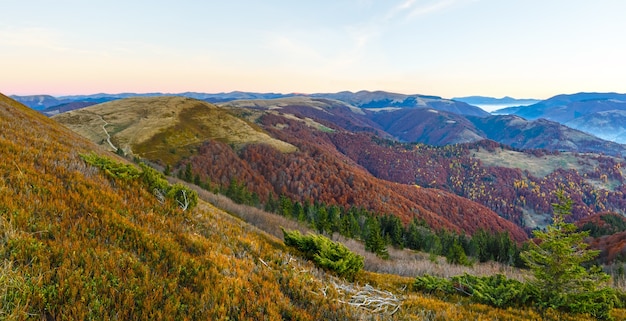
[332,281,402,315]
[177,189,189,211]
[153,188,165,204]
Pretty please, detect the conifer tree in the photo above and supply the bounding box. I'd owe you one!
[446,239,471,266]
[264,192,278,213]
[292,201,306,222]
[282,229,363,280]
[521,190,615,319]
[405,219,425,250]
[315,206,330,234]
[364,216,389,259]
[279,194,293,218]
[183,162,193,182]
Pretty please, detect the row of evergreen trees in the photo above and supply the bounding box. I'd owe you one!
[175,165,521,266]
[265,192,521,265]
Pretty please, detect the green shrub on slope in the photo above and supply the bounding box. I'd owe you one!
[282,229,363,279]
[80,153,198,211]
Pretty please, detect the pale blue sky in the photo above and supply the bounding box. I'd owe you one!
[2,0,625,99]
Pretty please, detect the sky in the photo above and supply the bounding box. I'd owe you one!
[1,0,625,100]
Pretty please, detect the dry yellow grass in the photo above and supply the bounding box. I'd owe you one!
[221,96,366,115]
[7,92,626,320]
[473,147,624,190]
[187,180,626,320]
[473,148,595,178]
[53,96,296,164]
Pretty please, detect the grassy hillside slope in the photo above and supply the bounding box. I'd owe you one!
[55,96,528,241]
[0,94,359,319]
[4,94,626,320]
[52,96,296,165]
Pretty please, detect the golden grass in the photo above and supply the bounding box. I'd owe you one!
[221,96,364,114]
[268,110,337,132]
[2,94,359,320]
[473,147,624,190]
[473,148,595,178]
[182,179,626,320]
[6,92,626,319]
[53,96,296,164]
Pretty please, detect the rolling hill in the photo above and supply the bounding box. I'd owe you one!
[366,108,484,145]
[52,96,296,165]
[3,93,421,320]
[53,96,527,241]
[26,90,626,150]
[453,96,540,106]
[495,92,626,143]
[20,90,489,117]
[220,98,626,231]
[41,101,100,116]
[501,92,626,122]
[466,114,626,155]
[565,110,626,144]
[224,95,626,156]
[53,95,626,235]
[312,90,490,117]
[6,92,626,319]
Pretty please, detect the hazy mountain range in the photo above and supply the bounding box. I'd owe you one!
[13,90,626,149]
[453,96,540,106]
[494,92,626,143]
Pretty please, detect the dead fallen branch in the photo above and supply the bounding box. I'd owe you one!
[332,281,402,315]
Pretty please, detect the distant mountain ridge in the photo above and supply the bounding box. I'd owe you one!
[12,92,294,113]
[505,92,626,122]
[453,96,540,106]
[20,89,618,156]
[494,92,626,143]
[52,96,296,164]
[312,90,489,117]
[565,110,626,143]
[14,90,489,117]
[9,94,66,110]
[467,115,626,155]
[222,96,626,155]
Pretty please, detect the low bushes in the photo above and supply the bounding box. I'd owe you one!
[414,273,618,320]
[80,153,198,211]
[282,229,363,279]
[415,273,534,309]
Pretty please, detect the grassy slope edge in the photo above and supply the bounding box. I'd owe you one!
[52,96,296,165]
[4,93,626,320]
[0,94,356,320]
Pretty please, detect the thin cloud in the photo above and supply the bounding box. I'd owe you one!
[266,33,327,65]
[408,0,458,18]
[385,0,418,21]
[385,0,474,21]
[0,27,65,50]
[263,0,477,74]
